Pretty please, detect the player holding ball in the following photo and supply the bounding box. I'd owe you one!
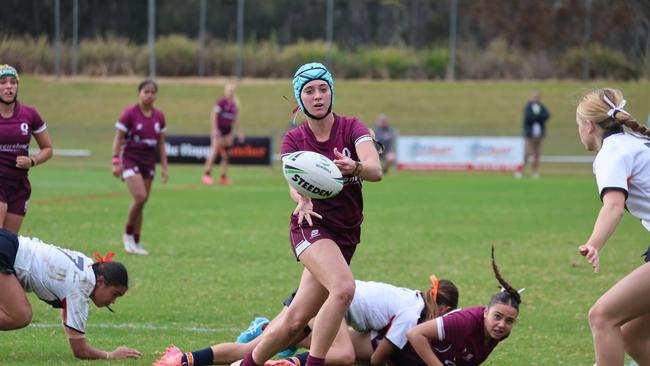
[237,63,381,366]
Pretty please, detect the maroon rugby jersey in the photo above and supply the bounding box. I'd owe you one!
[393,307,503,366]
[281,114,373,230]
[215,97,238,130]
[115,105,166,165]
[0,102,47,180]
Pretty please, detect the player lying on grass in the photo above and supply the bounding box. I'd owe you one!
[154,276,458,366]
[394,246,521,366]
[0,228,141,360]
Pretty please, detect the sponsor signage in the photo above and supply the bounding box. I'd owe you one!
[396,136,524,171]
[163,135,272,165]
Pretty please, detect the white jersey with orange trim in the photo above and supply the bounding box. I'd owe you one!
[13,236,96,334]
[345,280,424,349]
[593,132,650,231]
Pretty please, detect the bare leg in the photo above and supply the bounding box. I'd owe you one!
[251,268,329,363]
[588,262,650,366]
[132,178,153,236]
[124,174,149,227]
[347,330,373,362]
[3,213,25,234]
[0,273,32,330]
[302,241,355,360]
[204,138,220,175]
[622,313,650,365]
[220,135,234,178]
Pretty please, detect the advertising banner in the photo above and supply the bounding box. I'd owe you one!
[163,135,272,165]
[396,136,524,171]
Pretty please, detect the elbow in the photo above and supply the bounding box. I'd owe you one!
[71,349,88,360]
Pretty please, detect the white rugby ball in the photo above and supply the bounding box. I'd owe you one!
[282,151,344,199]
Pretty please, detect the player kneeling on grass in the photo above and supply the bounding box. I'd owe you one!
[397,246,521,366]
[0,228,141,360]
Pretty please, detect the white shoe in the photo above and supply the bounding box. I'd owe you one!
[532,172,540,180]
[123,234,137,254]
[514,171,523,179]
[132,243,149,255]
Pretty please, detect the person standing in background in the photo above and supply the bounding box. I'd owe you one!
[202,83,244,185]
[0,65,53,233]
[516,90,550,179]
[112,80,168,255]
[373,113,396,174]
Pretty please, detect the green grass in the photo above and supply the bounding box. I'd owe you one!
[1,163,648,365]
[21,77,650,165]
[2,78,649,364]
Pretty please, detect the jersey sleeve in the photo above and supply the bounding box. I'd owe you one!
[280,130,300,158]
[437,309,473,344]
[349,118,373,147]
[116,108,131,132]
[384,308,422,349]
[159,111,167,133]
[62,293,89,334]
[594,146,632,199]
[31,108,47,134]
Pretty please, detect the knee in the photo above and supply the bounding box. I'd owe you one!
[283,312,312,335]
[133,193,148,206]
[588,302,614,331]
[330,280,355,307]
[339,349,356,366]
[5,307,32,330]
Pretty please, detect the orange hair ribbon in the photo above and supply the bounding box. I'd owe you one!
[430,275,439,303]
[93,252,115,263]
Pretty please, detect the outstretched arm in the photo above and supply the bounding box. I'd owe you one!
[64,325,142,360]
[579,189,626,272]
[406,320,444,366]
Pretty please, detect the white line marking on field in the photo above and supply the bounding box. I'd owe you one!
[30,323,241,333]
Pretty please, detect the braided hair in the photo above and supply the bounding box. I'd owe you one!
[489,245,521,312]
[577,88,650,138]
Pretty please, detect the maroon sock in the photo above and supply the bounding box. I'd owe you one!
[125,225,134,235]
[241,352,260,366]
[134,233,140,243]
[305,355,325,366]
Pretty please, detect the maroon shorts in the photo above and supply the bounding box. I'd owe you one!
[0,178,31,216]
[121,156,155,180]
[218,125,233,136]
[289,220,360,265]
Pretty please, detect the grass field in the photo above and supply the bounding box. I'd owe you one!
[1,163,648,365]
[1,78,649,365]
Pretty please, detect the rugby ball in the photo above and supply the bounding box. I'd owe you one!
[282,151,344,199]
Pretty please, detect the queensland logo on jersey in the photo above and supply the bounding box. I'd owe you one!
[154,122,161,134]
[136,123,143,130]
[20,122,29,136]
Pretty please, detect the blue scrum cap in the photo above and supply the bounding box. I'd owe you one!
[292,62,334,113]
[0,65,19,82]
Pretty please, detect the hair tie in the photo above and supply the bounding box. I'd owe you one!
[429,275,439,303]
[499,286,526,294]
[93,252,115,263]
[603,94,630,118]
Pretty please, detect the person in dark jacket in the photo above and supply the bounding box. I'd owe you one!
[517,90,550,179]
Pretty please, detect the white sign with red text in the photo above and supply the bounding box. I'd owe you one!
[396,136,524,171]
